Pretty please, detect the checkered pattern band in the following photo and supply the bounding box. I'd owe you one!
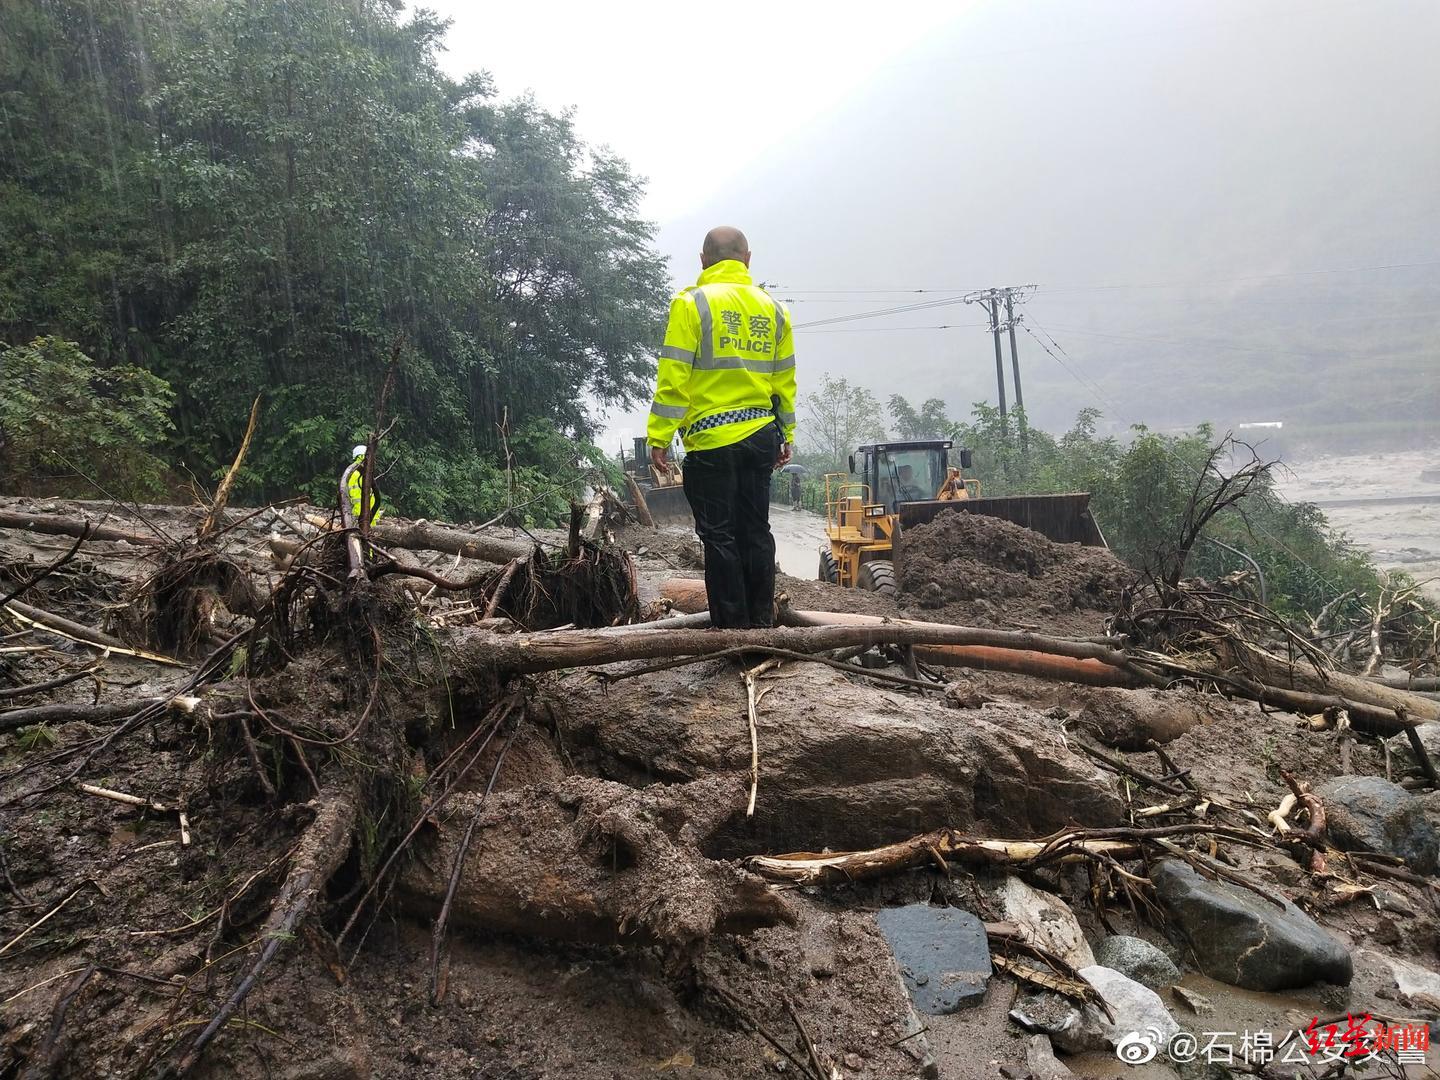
[684,407,774,435]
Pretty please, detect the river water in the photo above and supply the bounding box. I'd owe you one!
[1278,448,1440,603]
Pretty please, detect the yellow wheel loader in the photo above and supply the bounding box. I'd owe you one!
[620,436,693,527]
[819,439,1105,594]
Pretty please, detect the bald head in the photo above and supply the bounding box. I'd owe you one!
[701,226,750,269]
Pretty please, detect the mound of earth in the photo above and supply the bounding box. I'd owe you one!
[897,511,1132,634]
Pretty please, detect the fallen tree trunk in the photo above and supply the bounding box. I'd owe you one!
[446,617,1140,677]
[175,782,359,1074]
[0,700,155,733]
[372,519,531,565]
[747,822,1254,886]
[1374,675,1440,692]
[5,599,132,651]
[4,599,183,665]
[659,577,708,613]
[1220,671,1420,738]
[747,830,1143,886]
[782,608,1142,687]
[1231,643,1440,726]
[659,582,1142,686]
[0,511,163,547]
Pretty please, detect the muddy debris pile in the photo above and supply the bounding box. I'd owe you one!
[898,510,1130,632]
[2,493,1440,1079]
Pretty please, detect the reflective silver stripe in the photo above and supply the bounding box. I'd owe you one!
[691,287,714,367]
[693,355,785,373]
[658,344,695,364]
[777,410,796,424]
[650,402,688,419]
[773,354,796,372]
[774,299,787,344]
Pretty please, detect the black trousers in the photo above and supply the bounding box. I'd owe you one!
[683,425,779,629]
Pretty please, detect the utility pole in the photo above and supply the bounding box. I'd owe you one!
[987,295,1008,435]
[964,285,1035,446]
[1004,292,1027,452]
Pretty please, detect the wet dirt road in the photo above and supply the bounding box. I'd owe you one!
[768,504,827,580]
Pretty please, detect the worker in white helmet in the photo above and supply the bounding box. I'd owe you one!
[346,444,383,526]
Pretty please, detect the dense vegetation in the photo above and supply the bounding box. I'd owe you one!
[950,405,1384,618]
[789,380,1393,619]
[0,0,667,520]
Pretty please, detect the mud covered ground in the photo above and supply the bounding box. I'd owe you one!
[896,511,1130,635]
[2,497,1438,1080]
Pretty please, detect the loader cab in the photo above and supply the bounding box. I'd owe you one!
[850,440,971,513]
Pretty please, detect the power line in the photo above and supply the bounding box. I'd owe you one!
[795,293,973,329]
[801,322,989,334]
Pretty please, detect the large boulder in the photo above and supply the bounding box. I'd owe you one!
[1313,775,1440,873]
[1150,860,1351,991]
[876,904,992,1014]
[545,663,1126,854]
[1010,965,1179,1054]
[989,876,1096,970]
[399,776,792,950]
[1071,687,1215,749]
[1093,935,1181,990]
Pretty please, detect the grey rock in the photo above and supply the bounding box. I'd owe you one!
[1093,935,1181,989]
[1363,949,1440,1010]
[1150,859,1351,990]
[991,877,1096,970]
[553,667,1125,855]
[1387,720,1440,773]
[1314,775,1440,873]
[1170,984,1213,1016]
[876,904,991,1014]
[1009,964,1179,1054]
[1073,687,1213,750]
[1024,1034,1074,1079]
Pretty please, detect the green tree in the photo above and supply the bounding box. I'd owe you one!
[887,395,952,441]
[800,374,886,473]
[951,402,1394,619]
[0,0,668,522]
[0,337,175,498]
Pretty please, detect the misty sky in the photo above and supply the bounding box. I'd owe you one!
[420,0,1440,451]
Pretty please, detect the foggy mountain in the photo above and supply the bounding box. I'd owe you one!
[629,0,1440,448]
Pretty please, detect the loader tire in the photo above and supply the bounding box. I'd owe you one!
[858,559,896,598]
[818,549,840,585]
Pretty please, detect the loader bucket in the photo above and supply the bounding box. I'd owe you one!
[897,493,1106,547]
[640,483,694,528]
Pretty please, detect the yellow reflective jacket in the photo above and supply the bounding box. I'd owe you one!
[346,459,383,526]
[646,260,797,453]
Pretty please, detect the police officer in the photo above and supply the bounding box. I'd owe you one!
[648,227,797,629]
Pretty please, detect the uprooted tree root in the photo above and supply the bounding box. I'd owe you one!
[0,495,657,1077]
[119,547,262,658]
[4,537,450,1076]
[478,511,638,630]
